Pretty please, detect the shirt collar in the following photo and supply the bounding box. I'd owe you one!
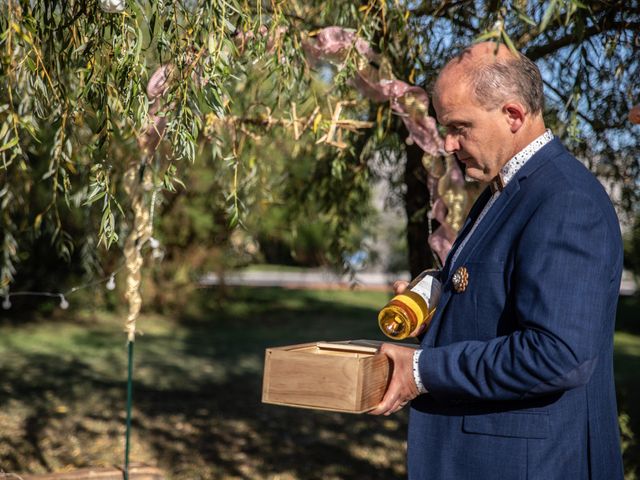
[491,129,554,192]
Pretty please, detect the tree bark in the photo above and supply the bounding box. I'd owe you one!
[404,140,435,278]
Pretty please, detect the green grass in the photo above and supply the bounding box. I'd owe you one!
[615,295,640,477]
[0,287,406,480]
[0,289,638,479]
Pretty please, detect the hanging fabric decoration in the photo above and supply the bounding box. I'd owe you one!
[427,157,470,264]
[119,60,172,480]
[138,64,173,155]
[302,26,378,65]
[142,25,474,265]
[120,62,171,341]
[233,25,288,56]
[302,27,443,156]
[138,51,207,155]
[302,26,470,263]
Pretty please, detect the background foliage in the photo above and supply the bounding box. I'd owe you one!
[1,1,639,478]
[1,0,639,293]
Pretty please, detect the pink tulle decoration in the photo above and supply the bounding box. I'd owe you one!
[304,27,443,156]
[428,197,459,264]
[234,25,288,55]
[449,161,465,185]
[139,26,463,262]
[430,198,448,224]
[303,26,377,65]
[146,64,172,99]
[428,224,457,266]
[303,26,458,261]
[138,65,173,153]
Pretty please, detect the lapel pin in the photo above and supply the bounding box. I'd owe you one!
[452,266,469,293]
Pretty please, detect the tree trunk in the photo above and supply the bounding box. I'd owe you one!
[404,140,435,278]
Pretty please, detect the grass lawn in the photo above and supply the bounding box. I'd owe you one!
[614,295,640,478]
[0,288,638,479]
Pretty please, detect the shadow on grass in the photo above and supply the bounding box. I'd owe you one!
[614,296,640,478]
[1,288,638,479]
[615,295,640,335]
[0,286,407,479]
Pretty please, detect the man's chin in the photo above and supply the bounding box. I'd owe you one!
[463,168,489,183]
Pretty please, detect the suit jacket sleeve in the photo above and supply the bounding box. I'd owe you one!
[419,189,620,402]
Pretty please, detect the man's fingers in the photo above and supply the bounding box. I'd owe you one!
[369,393,409,416]
[369,343,419,415]
[393,280,409,294]
[386,398,409,416]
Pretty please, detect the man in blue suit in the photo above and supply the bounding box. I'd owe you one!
[370,42,624,479]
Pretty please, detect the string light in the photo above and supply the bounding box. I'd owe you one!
[0,267,124,312]
[59,294,69,310]
[1,185,164,313]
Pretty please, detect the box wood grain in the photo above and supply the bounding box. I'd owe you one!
[262,340,391,413]
[19,464,165,480]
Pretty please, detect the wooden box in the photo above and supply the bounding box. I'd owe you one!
[19,464,165,480]
[262,340,391,413]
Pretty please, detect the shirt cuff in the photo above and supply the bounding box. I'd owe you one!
[413,349,428,394]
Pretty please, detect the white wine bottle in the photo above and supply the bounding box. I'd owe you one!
[378,269,442,340]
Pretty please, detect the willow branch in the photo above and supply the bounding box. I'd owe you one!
[524,21,640,60]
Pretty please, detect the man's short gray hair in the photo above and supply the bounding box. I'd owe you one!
[466,51,545,114]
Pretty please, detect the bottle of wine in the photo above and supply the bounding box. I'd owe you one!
[378,269,442,340]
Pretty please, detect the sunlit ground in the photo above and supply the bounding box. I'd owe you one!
[0,288,637,479]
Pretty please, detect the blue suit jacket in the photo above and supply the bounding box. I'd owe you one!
[408,138,624,479]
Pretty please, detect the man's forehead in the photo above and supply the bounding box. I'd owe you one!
[434,75,471,108]
[433,78,482,125]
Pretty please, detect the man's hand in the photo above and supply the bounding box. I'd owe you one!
[369,343,420,416]
[392,280,409,295]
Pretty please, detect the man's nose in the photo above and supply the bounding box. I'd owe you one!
[444,134,459,154]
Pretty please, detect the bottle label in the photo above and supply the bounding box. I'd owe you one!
[409,271,442,309]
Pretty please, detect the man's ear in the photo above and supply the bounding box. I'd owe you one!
[503,103,526,133]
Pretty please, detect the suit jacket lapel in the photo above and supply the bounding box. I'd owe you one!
[442,137,563,282]
[422,188,520,347]
[422,139,563,348]
[447,181,520,275]
[422,188,493,347]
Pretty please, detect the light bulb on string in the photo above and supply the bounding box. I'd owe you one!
[2,296,11,310]
[59,294,69,310]
[99,0,126,13]
[106,275,116,291]
[149,236,164,261]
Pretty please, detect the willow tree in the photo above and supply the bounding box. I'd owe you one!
[1,0,639,299]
